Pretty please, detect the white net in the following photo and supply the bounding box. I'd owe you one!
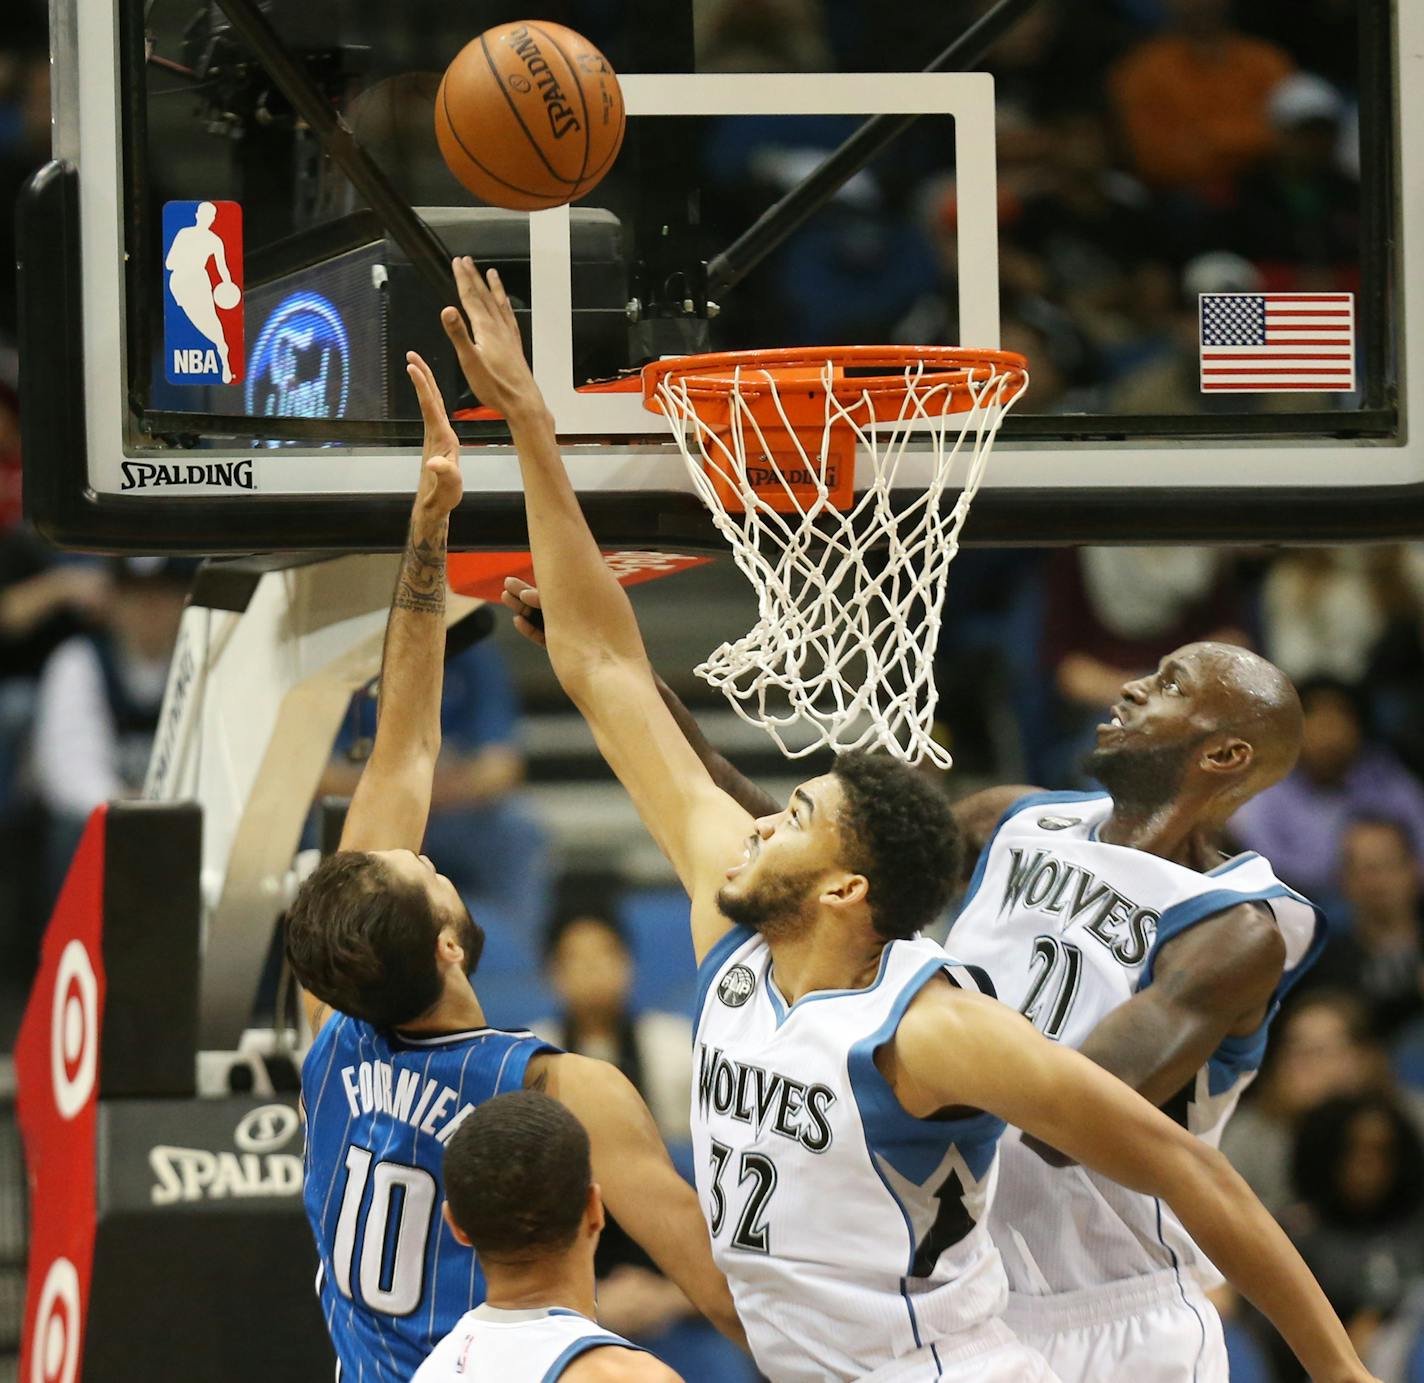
[651,355,1028,768]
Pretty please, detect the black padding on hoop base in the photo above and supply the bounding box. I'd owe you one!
[86,1097,330,1381]
[99,801,202,1100]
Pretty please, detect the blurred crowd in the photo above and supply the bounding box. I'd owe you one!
[3,0,1422,1379]
[693,0,1366,416]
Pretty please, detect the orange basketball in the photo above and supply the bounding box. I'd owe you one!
[435,21,625,212]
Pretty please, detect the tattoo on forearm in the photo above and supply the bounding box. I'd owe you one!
[393,531,447,616]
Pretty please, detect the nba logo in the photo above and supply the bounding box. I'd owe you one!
[162,200,244,385]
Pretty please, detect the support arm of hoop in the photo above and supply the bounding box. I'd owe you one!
[654,673,780,819]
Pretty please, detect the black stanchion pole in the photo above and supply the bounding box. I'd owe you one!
[213,0,457,306]
[705,0,1046,299]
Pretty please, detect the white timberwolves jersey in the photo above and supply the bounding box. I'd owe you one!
[949,791,1324,1295]
[411,1304,642,1382]
[693,926,1010,1383]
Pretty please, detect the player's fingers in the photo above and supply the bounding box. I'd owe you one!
[405,352,446,424]
[512,614,547,647]
[485,268,520,334]
[501,575,538,603]
[441,306,480,369]
[459,256,495,315]
[451,258,492,332]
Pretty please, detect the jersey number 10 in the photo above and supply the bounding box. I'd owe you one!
[332,1145,439,1315]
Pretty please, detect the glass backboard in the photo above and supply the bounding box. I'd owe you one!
[19,0,1420,551]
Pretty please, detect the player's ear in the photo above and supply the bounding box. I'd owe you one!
[586,1183,605,1238]
[442,1200,472,1248]
[1201,736,1252,776]
[821,872,868,910]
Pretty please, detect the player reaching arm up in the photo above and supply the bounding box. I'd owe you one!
[282,352,743,1383]
[440,257,751,965]
[445,260,1377,1383]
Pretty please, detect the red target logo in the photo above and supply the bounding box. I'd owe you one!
[49,941,97,1121]
[31,1258,80,1383]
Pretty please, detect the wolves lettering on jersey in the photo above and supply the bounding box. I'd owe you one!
[411,1304,646,1383]
[695,1046,836,1152]
[999,847,1159,966]
[692,926,1010,1383]
[951,790,1326,1295]
[301,1015,556,1383]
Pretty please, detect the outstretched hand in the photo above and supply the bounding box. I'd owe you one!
[406,350,463,517]
[441,257,543,419]
[501,575,546,647]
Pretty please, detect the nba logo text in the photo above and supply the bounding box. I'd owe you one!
[162,200,244,386]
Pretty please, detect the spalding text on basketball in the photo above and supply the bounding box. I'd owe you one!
[503,26,584,139]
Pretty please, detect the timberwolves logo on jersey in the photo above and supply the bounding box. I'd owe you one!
[245,291,351,419]
[718,965,756,1007]
[1001,847,1159,966]
[162,200,244,386]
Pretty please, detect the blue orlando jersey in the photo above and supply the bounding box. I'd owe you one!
[301,1015,555,1382]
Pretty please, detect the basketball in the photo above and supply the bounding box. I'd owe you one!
[212,281,241,311]
[435,21,626,212]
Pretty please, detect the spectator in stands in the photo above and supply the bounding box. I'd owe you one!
[696,0,832,73]
[321,637,550,934]
[1005,108,1161,342]
[1260,548,1424,688]
[1239,0,1361,96]
[1233,73,1361,292]
[532,892,756,1380]
[1039,545,1246,781]
[30,558,187,897]
[0,37,50,343]
[1108,251,1267,416]
[1302,819,1424,1041]
[534,893,692,1142]
[1221,990,1384,1215]
[1283,1092,1424,1372]
[1109,0,1293,192]
[1231,679,1424,898]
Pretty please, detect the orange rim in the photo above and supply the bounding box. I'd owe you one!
[642,345,1028,412]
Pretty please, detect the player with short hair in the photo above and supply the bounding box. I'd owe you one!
[285,352,740,1383]
[413,1090,682,1383]
[646,640,1325,1380]
[445,256,1378,1383]
[506,559,1328,1380]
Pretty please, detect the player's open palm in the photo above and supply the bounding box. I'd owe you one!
[443,256,540,417]
[406,350,463,517]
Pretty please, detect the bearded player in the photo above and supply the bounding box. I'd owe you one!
[444,256,1376,1383]
[283,352,739,1383]
[511,596,1321,1380]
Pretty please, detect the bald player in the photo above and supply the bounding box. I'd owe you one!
[942,642,1323,1382]
[504,590,1322,1380]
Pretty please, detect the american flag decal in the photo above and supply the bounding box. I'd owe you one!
[1199,292,1355,393]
